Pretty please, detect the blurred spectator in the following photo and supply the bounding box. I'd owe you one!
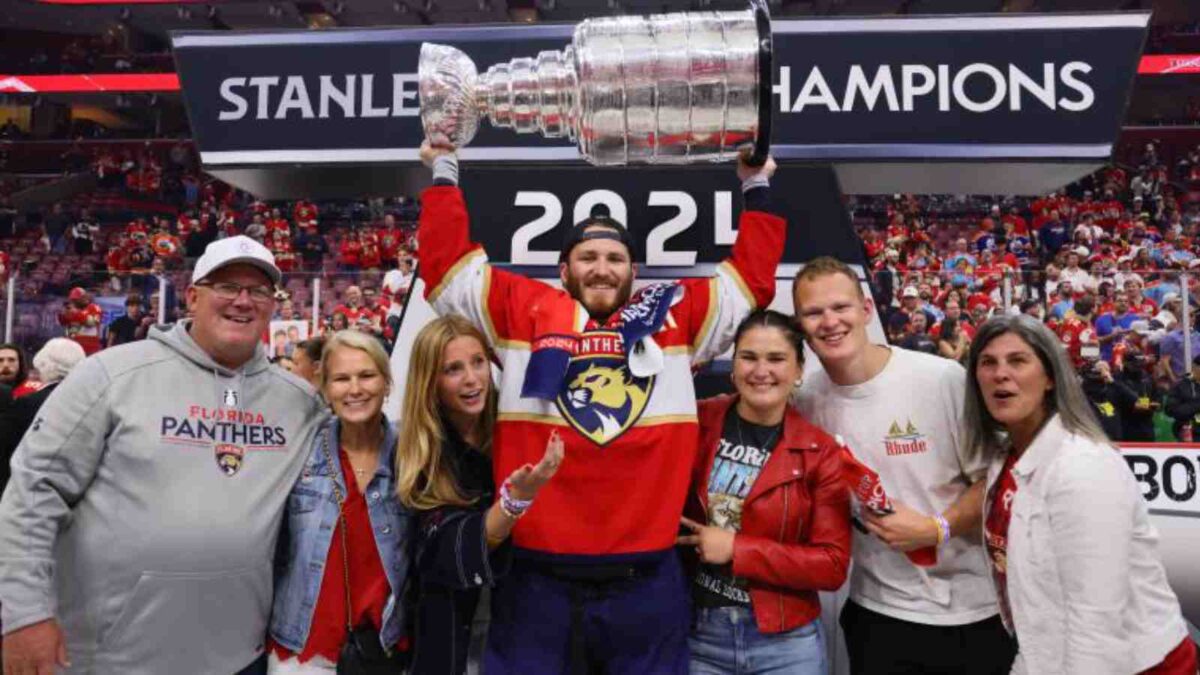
[1080,359,1133,441]
[43,203,71,254]
[338,229,363,271]
[1158,315,1200,386]
[295,222,328,272]
[106,294,151,348]
[382,251,415,323]
[1048,279,1076,321]
[244,213,267,243]
[0,343,28,391]
[1166,355,1200,441]
[935,316,970,363]
[1094,291,1140,361]
[1115,334,1159,442]
[0,338,87,474]
[58,287,103,356]
[68,211,100,255]
[291,337,323,388]
[899,312,937,354]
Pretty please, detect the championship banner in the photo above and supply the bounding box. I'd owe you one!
[173,14,1148,168]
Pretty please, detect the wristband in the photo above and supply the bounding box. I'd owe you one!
[500,480,533,519]
[432,154,459,185]
[933,513,951,546]
[740,174,769,193]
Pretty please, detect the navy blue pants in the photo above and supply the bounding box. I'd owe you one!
[484,551,689,675]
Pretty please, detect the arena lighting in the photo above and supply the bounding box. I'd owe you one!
[0,73,179,93]
[509,6,537,22]
[1138,54,1200,75]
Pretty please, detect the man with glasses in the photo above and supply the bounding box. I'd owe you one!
[0,235,327,675]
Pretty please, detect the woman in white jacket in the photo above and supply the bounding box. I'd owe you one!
[961,314,1195,675]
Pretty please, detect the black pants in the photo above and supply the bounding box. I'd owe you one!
[840,600,1015,675]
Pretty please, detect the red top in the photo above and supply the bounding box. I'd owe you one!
[271,448,396,664]
[985,451,1020,633]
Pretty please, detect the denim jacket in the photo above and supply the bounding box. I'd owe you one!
[269,417,414,654]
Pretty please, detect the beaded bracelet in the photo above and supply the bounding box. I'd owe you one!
[500,481,533,519]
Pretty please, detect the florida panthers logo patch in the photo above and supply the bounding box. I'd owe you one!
[215,443,245,476]
[556,356,653,446]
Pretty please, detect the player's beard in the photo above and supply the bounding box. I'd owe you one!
[565,272,634,323]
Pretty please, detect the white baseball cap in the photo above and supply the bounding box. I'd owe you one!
[192,235,281,286]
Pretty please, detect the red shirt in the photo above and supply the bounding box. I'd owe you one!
[294,201,318,226]
[985,451,1020,633]
[359,231,382,269]
[1134,299,1158,316]
[106,246,129,274]
[266,218,291,241]
[339,239,362,267]
[1056,315,1094,368]
[271,448,395,664]
[333,305,372,326]
[378,228,404,261]
[12,381,44,398]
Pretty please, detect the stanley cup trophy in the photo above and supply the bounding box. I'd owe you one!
[418,0,773,166]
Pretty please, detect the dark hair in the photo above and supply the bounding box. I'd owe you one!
[733,309,805,366]
[125,293,143,307]
[297,337,324,363]
[0,342,29,386]
[940,316,960,341]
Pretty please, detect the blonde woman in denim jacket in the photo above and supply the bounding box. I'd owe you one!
[268,331,414,673]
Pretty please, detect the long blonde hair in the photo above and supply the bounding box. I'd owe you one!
[394,315,498,510]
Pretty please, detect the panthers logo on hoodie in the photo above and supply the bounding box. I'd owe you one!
[215,444,245,476]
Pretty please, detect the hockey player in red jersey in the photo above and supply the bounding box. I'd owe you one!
[416,141,785,674]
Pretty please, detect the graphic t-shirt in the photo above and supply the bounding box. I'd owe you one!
[985,451,1020,633]
[794,347,997,626]
[694,409,781,608]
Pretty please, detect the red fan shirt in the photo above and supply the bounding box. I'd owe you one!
[338,239,362,268]
[268,448,399,664]
[985,451,1020,633]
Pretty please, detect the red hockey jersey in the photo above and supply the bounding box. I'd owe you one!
[418,185,785,557]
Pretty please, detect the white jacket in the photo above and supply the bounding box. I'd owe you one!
[985,415,1187,675]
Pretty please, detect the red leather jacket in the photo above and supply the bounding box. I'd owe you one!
[686,395,851,634]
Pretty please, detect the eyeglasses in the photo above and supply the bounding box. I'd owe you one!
[196,281,276,304]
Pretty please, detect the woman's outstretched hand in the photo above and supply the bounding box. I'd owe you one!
[508,430,565,501]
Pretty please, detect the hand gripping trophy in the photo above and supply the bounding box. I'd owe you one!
[418,0,773,166]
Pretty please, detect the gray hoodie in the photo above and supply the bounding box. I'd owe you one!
[0,321,328,674]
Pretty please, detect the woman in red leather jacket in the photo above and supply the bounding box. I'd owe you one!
[679,309,851,675]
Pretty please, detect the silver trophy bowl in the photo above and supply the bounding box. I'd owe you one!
[418,0,773,166]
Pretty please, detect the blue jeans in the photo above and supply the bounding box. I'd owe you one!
[689,606,827,675]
